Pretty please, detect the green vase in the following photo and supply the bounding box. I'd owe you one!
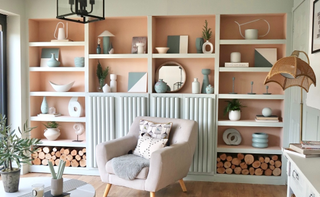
[196,37,204,53]
[98,78,105,92]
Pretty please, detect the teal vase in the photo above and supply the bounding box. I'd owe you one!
[201,69,211,93]
[41,96,49,114]
[155,79,168,93]
[47,53,60,67]
[196,37,204,53]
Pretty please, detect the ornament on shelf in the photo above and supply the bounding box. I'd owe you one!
[262,107,272,117]
[201,69,210,93]
[102,83,111,93]
[155,79,168,93]
[206,84,214,94]
[47,53,60,67]
[68,97,82,117]
[192,78,200,94]
[110,74,117,92]
[263,85,271,95]
[98,30,115,54]
[96,38,101,54]
[229,77,237,94]
[72,123,85,142]
[41,96,49,114]
[52,22,69,42]
[248,81,256,95]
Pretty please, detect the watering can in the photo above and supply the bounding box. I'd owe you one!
[54,22,68,40]
[234,19,270,39]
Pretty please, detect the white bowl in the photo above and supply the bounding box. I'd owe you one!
[156,47,169,54]
[49,81,74,92]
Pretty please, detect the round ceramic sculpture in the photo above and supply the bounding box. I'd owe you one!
[262,107,272,117]
[74,57,84,67]
[49,81,74,92]
[252,132,268,148]
[47,53,60,67]
[229,110,241,121]
[103,83,111,93]
[202,40,213,54]
[44,128,60,141]
[155,79,168,93]
[155,47,169,54]
[206,84,214,94]
[223,128,242,145]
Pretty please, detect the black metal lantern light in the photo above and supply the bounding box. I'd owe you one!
[57,0,105,23]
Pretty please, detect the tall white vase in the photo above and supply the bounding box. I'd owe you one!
[192,78,200,94]
[110,74,117,92]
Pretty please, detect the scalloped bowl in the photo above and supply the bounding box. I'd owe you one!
[156,47,169,54]
[49,81,74,92]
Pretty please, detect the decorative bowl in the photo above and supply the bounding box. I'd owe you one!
[156,47,169,54]
[49,81,74,92]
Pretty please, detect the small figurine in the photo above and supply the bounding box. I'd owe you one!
[96,38,101,54]
[229,77,237,94]
[248,81,256,95]
[263,85,271,95]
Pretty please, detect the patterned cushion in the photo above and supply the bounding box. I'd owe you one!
[139,119,172,139]
[133,134,168,159]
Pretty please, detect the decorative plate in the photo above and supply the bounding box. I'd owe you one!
[223,128,242,145]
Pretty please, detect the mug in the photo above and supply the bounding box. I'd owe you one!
[245,29,258,39]
[32,183,44,197]
[74,57,85,67]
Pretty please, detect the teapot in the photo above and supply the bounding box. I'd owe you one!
[234,19,270,39]
[54,22,68,41]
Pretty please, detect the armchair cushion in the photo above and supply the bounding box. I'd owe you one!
[133,134,168,159]
[139,119,172,139]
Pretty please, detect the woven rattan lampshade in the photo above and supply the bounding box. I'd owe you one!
[264,50,316,92]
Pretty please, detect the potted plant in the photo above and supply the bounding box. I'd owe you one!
[0,114,40,193]
[224,99,245,121]
[202,20,213,54]
[43,121,60,141]
[96,60,109,91]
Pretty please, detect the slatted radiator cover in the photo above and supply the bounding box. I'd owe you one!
[151,96,180,118]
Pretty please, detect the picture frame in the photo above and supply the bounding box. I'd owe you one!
[312,0,320,53]
[131,37,147,54]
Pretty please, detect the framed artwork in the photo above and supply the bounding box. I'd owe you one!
[131,37,147,54]
[128,72,147,92]
[312,0,320,53]
[254,48,277,67]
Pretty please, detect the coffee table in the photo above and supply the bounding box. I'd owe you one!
[0,177,95,197]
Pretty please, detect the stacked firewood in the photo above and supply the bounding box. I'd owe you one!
[32,146,86,167]
[216,153,281,176]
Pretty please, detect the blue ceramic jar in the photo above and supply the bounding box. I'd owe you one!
[252,132,268,148]
[155,79,168,93]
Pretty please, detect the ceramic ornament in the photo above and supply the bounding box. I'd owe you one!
[73,123,85,142]
[68,97,82,117]
[263,85,271,95]
[248,81,256,95]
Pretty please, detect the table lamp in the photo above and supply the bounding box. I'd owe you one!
[98,30,115,54]
[264,50,316,142]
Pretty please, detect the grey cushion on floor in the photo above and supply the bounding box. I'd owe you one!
[111,154,149,180]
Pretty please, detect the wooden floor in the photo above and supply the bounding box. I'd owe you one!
[15,173,287,197]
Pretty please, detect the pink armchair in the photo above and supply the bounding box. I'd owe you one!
[96,116,198,197]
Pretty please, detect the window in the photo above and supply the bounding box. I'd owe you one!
[0,14,7,116]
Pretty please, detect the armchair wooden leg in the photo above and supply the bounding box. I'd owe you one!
[179,179,187,192]
[150,192,156,197]
[103,184,112,197]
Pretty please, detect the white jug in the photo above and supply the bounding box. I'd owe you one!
[54,22,68,40]
[234,19,270,40]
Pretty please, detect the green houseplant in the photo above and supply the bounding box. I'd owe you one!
[201,20,213,54]
[96,60,109,91]
[43,121,60,141]
[0,114,40,193]
[224,99,245,121]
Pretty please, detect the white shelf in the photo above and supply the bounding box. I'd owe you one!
[218,94,284,100]
[89,54,148,59]
[38,139,86,147]
[219,67,271,72]
[152,53,215,58]
[220,39,286,45]
[30,67,85,72]
[30,92,86,97]
[30,116,86,122]
[29,41,85,47]
[217,145,282,154]
[218,120,283,127]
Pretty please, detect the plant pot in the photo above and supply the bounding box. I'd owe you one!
[1,168,20,193]
[229,110,241,121]
[44,128,60,141]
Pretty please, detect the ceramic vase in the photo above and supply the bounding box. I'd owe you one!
[252,133,268,148]
[44,128,60,141]
[110,74,117,92]
[102,84,111,93]
[96,44,101,54]
[206,84,214,94]
[51,178,63,196]
[229,110,241,121]
[41,96,49,114]
[47,53,60,67]
[202,40,213,54]
[155,79,168,93]
[201,69,211,93]
[196,38,204,53]
[192,78,200,94]
[74,57,84,67]
[136,43,145,54]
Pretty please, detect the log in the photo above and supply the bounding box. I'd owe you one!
[60,148,65,154]
[65,160,71,167]
[38,152,45,160]
[240,162,247,169]
[224,161,231,169]
[217,167,225,174]
[242,169,249,175]
[272,155,278,161]
[78,150,84,156]
[64,149,70,155]
[79,159,86,167]
[244,154,254,165]
[66,154,73,161]
[55,151,61,158]
[269,165,275,170]
[249,167,255,175]
[226,156,233,162]
[226,168,233,174]
[217,158,221,162]
[217,161,224,168]
[273,168,281,176]
[275,161,282,168]
[32,152,38,158]
[252,161,261,168]
[264,156,270,163]
[82,148,86,153]
[261,163,268,170]
[269,160,275,166]
[51,151,55,156]
[237,153,244,161]
[42,159,48,166]
[45,153,51,160]
[264,169,272,176]
[71,159,79,167]
[258,156,265,163]
[60,154,67,161]
[51,155,56,160]
[43,147,50,154]
[75,155,81,161]
[219,153,227,161]
[234,167,242,174]
[71,149,77,156]
[231,165,236,169]
[82,155,86,159]
[52,147,57,152]
[37,147,42,152]
[232,158,241,166]
[254,168,263,176]
[33,158,41,165]
[55,159,61,166]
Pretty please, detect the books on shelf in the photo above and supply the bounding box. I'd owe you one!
[224,62,249,68]
[283,147,320,158]
[255,119,279,122]
[289,143,320,155]
[255,115,279,122]
[37,113,62,118]
[301,141,320,149]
